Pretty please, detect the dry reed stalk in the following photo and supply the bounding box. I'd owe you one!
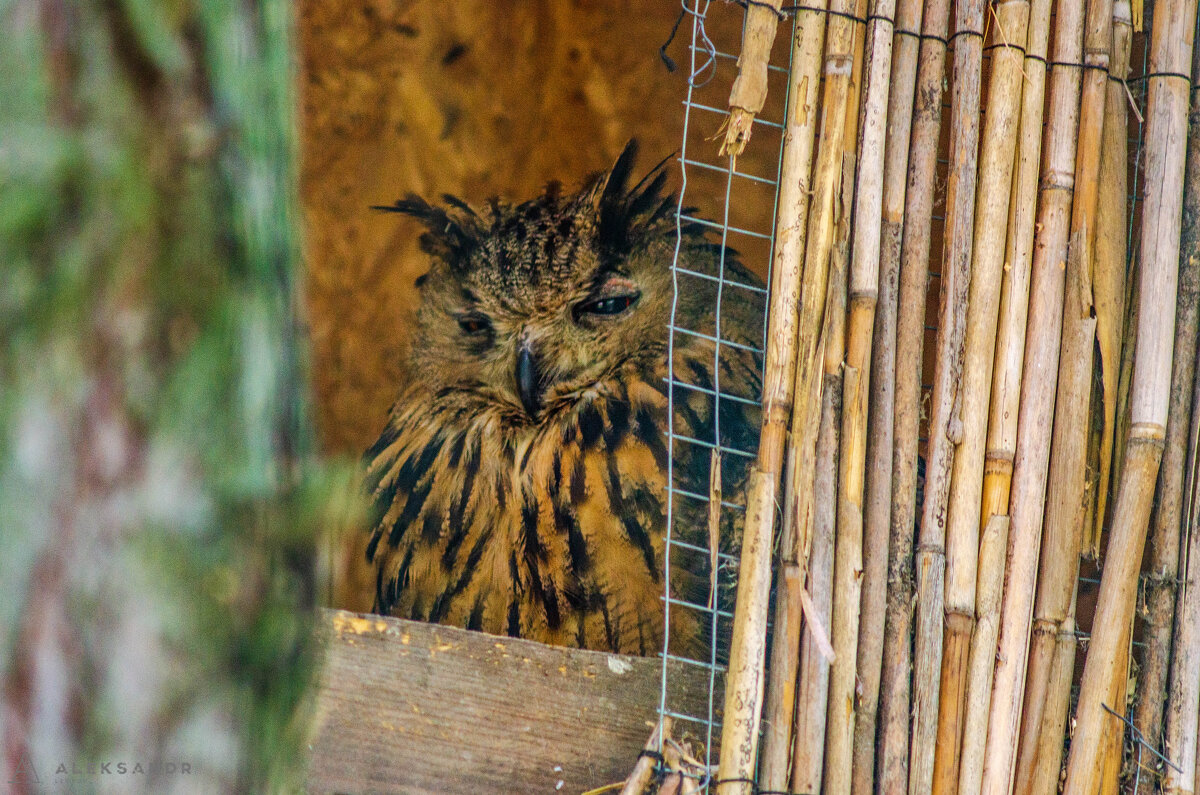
[1098,621,1132,795]
[978,0,1053,543]
[958,4,1054,791]
[726,1,832,787]
[1016,0,1116,784]
[930,3,1030,792]
[851,0,924,789]
[1159,32,1200,795]
[978,0,1086,791]
[1134,10,1200,786]
[1062,0,1200,788]
[1112,98,1142,496]
[1012,582,1078,795]
[954,514,1011,795]
[722,0,785,158]
[793,53,862,781]
[788,379,840,794]
[783,0,859,594]
[1164,364,1200,795]
[715,468,776,794]
[1089,0,1135,559]
[877,0,952,787]
[910,0,985,791]
[621,719,670,795]
[757,7,831,787]
[756,5,831,789]
[823,4,874,790]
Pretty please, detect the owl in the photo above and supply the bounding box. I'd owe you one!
[362,142,763,656]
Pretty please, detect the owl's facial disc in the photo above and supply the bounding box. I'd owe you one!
[397,148,681,425]
[513,273,643,419]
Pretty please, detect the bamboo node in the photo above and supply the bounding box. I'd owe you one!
[1030,617,1059,637]
[1128,422,1166,444]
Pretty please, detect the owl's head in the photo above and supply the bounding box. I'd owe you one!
[376,141,716,424]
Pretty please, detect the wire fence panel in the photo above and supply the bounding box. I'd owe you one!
[659,2,793,784]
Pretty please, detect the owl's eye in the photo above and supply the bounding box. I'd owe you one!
[457,314,492,335]
[574,293,640,320]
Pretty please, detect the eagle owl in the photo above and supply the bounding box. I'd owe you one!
[363,142,763,656]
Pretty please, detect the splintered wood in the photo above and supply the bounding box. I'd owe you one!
[721,0,785,158]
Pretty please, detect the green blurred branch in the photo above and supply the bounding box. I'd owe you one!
[0,0,347,790]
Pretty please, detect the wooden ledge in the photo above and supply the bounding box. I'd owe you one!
[306,609,717,794]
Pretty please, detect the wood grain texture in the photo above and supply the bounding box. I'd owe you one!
[307,609,715,794]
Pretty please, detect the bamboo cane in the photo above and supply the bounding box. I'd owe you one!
[1164,363,1200,795]
[1097,619,1133,795]
[757,6,830,787]
[621,719,670,795]
[727,0,864,785]
[951,513,1010,795]
[792,53,862,783]
[1012,581,1079,795]
[1089,0,1136,559]
[1159,32,1200,795]
[1062,0,1200,788]
[782,0,860,605]
[931,3,1031,792]
[788,376,840,794]
[726,0,835,786]
[1134,10,1200,788]
[823,0,880,787]
[851,0,924,788]
[978,0,1086,791]
[722,0,785,158]
[957,5,1054,792]
[909,0,986,791]
[877,0,952,787]
[977,0,1053,558]
[1015,0,1115,787]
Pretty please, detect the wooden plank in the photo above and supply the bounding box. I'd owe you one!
[306,609,718,794]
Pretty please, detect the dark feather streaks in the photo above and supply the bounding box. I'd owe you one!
[364,140,763,654]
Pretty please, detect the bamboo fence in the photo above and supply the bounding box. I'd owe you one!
[669,0,1200,793]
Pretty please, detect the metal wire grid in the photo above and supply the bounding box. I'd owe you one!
[660,1,793,782]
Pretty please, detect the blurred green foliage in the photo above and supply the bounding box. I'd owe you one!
[0,0,353,789]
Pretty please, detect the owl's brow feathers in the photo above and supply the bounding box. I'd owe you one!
[371,141,708,282]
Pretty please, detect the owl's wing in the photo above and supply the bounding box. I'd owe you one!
[668,244,765,522]
[663,246,766,658]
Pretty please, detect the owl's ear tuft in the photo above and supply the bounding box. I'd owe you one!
[595,139,677,256]
[373,193,480,268]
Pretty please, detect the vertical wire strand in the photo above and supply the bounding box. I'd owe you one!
[661,0,712,765]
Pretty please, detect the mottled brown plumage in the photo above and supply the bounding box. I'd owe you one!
[363,142,763,655]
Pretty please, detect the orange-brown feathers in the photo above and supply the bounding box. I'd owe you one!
[363,142,763,654]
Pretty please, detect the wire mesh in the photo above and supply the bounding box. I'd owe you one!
[659,1,793,785]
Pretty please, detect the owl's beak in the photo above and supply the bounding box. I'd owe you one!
[516,342,543,417]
